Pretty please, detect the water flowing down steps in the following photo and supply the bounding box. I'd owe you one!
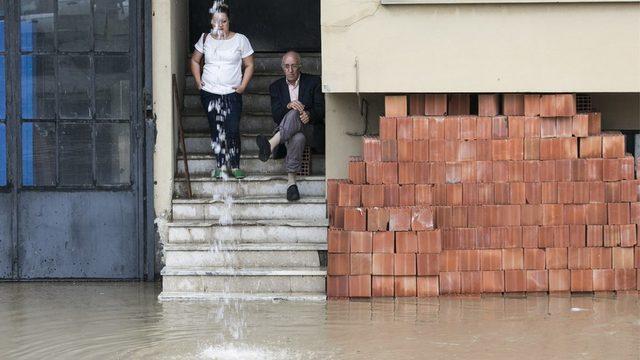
[160,53,327,301]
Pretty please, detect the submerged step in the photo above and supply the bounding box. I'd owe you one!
[172,196,326,220]
[158,291,327,302]
[167,219,328,244]
[173,175,326,198]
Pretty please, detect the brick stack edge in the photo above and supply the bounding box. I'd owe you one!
[327,93,640,298]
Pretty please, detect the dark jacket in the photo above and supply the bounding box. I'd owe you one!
[269,73,325,153]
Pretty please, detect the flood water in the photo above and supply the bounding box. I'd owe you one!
[0,283,638,359]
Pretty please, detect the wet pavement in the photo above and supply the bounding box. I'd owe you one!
[0,282,638,359]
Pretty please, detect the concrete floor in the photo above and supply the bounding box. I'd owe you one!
[0,282,638,359]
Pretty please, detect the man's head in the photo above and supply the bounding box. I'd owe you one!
[282,51,302,83]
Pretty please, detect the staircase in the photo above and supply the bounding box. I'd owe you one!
[159,53,328,301]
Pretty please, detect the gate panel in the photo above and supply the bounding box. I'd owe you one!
[0,196,11,277]
[17,192,138,278]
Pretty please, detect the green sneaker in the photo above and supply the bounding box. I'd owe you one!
[212,168,223,179]
[231,168,246,179]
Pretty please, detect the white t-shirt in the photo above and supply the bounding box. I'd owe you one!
[194,33,254,95]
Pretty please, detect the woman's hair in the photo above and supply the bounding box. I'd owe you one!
[211,3,230,19]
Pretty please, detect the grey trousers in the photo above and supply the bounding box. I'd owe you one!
[278,110,313,173]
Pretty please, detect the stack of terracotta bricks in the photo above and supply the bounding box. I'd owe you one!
[326,93,640,298]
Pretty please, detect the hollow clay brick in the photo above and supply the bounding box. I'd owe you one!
[571,159,588,182]
[546,248,568,269]
[540,117,557,138]
[555,159,572,182]
[415,184,434,206]
[372,276,394,297]
[412,207,435,231]
[446,183,463,205]
[338,183,361,207]
[417,253,440,276]
[482,271,505,293]
[383,184,400,207]
[382,162,399,184]
[439,271,462,294]
[398,162,415,185]
[429,139,445,162]
[460,116,477,140]
[344,207,367,231]
[463,183,479,205]
[553,226,571,248]
[542,204,564,226]
[620,158,636,180]
[492,116,509,139]
[524,95,541,117]
[632,203,640,225]
[417,230,442,254]
[439,250,460,272]
[590,247,612,269]
[526,270,549,292]
[428,116,446,139]
[395,253,417,275]
[521,205,541,226]
[592,269,615,292]
[350,231,373,253]
[327,276,349,298]
[608,203,630,225]
[385,96,407,117]
[503,94,525,116]
[605,183,621,203]
[409,94,426,116]
[588,181,605,204]
[396,231,418,253]
[557,182,574,204]
[367,207,389,231]
[549,269,571,292]
[579,136,602,159]
[525,249,546,270]
[510,183,526,205]
[397,140,413,162]
[432,184,447,206]
[539,226,555,248]
[505,269,527,292]
[366,162,384,185]
[540,160,556,182]
[399,185,415,206]
[540,95,557,117]
[524,138,540,160]
[425,95,447,116]
[350,253,372,275]
[508,116,525,138]
[503,248,524,270]
[556,116,573,138]
[328,229,350,253]
[379,116,397,140]
[556,94,576,116]
[381,139,398,162]
[508,160,525,182]
[414,162,430,184]
[564,204,587,225]
[349,275,372,298]
[568,248,591,270]
[588,112,602,135]
[372,253,394,276]
[363,136,382,162]
[362,185,385,208]
[585,159,603,182]
[396,117,413,141]
[412,140,429,162]
[389,207,412,231]
[348,159,366,185]
[444,116,461,140]
[476,140,492,161]
[459,250,481,271]
[586,203,608,225]
[416,276,439,297]
[461,271,482,294]
[604,225,621,247]
[448,94,471,116]
[603,159,621,182]
[481,249,502,271]
[572,114,589,137]
[478,94,500,117]
[602,132,625,159]
[328,254,350,275]
[476,116,492,139]
[413,116,430,140]
[586,225,604,247]
[570,269,593,292]
[569,225,586,247]
[330,206,345,229]
[372,232,395,253]
[613,247,634,269]
[522,226,540,248]
[620,224,637,247]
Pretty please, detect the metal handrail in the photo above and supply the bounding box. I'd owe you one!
[172,74,192,198]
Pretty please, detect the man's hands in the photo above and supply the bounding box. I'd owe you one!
[287,100,305,112]
[300,110,310,124]
[233,85,246,94]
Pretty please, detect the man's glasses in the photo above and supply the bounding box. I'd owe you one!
[282,64,302,70]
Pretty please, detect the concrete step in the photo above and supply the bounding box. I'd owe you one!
[172,196,326,221]
[164,243,326,268]
[158,291,326,302]
[184,132,269,154]
[161,266,326,295]
[185,73,281,94]
[186,52,321,76]
[167,219,328,244]
[184,93,270,113]
[176,153,325,176]
[173,175,326,198]
[181,111,274,134]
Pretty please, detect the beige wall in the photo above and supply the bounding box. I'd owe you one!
[321,1,640,93]
[152,0,188,220]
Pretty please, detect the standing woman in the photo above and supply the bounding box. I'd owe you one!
[190,3,254,179]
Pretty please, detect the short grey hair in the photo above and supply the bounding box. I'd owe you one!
[282,51,302,66]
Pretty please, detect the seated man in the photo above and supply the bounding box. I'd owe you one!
[256,51,325,201]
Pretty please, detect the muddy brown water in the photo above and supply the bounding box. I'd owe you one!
[0,283,638,359]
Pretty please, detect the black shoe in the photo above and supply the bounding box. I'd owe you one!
[286,184,300,202]
[256,135,271,162]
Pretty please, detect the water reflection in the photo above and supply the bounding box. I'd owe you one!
[0,283,638,359]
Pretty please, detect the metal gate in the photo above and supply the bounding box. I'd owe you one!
[0,0,151,279]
